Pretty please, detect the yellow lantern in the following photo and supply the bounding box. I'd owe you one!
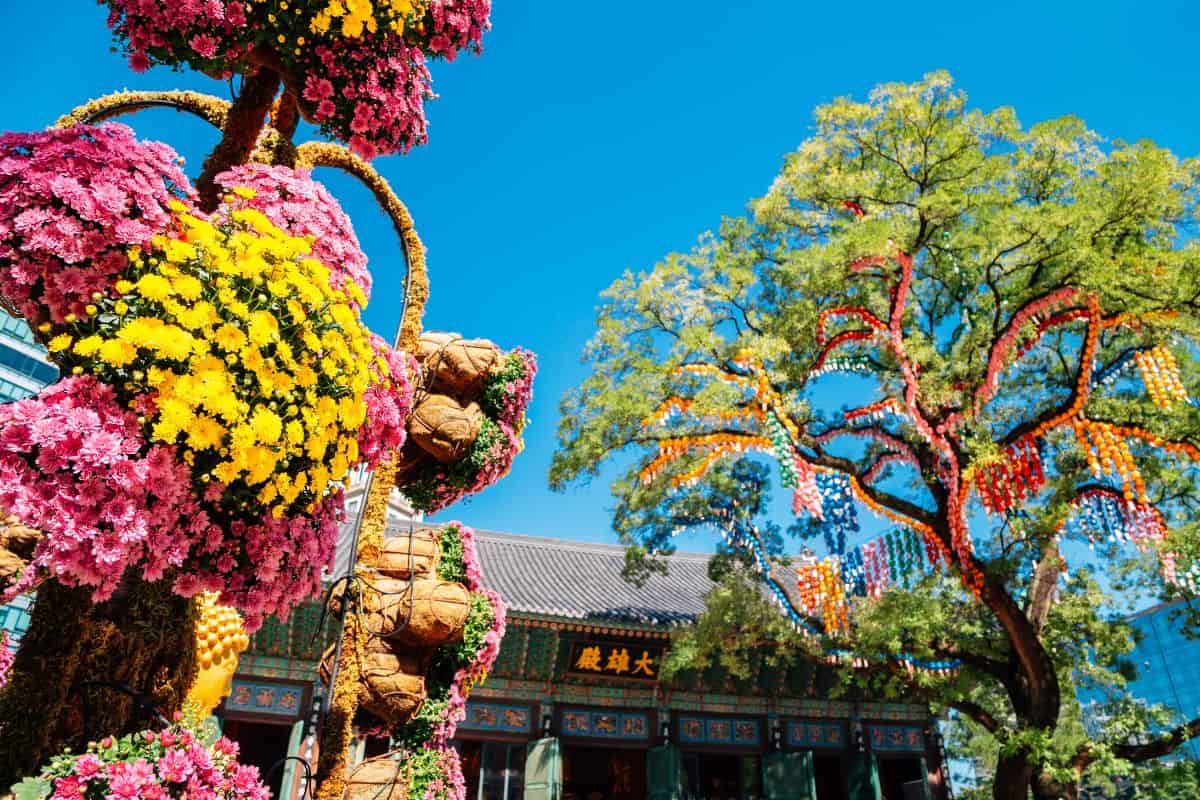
[186,593,250,718]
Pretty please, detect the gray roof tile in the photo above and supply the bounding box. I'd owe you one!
[470,530,715,627]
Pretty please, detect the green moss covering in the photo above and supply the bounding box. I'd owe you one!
[0,578,198,786]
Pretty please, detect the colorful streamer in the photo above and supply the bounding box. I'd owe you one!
[1073,420,1148,502]
[1062,485,1182,583]
[814,471,858,554]
[795,528,936,636]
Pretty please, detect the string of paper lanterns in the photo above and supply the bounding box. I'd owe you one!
[975,438,1046,516]
[1134,345,1188,408]
[795,528,935,622]
[814,471,858,554]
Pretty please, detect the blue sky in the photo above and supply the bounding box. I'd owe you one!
[3,1,1200,549]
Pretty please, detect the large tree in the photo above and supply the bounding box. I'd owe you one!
[551,73,1200,800]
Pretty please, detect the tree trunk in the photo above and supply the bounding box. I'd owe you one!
[196,64,281,212]
[993,751,1033,800]
[1032,769,1080,800]
[0,577,197,784]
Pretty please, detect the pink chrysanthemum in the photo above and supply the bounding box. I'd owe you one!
[0,124,193,324]
[0,377,340,628]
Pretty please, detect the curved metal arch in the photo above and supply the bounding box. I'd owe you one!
[294,141,428,355]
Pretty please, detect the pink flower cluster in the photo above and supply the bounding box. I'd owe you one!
[0,377,340,629]
[425,0,492,60]
[300,37,432,159]
[104,0,493,159]
[418,745,467,800]
[176,490,343,632]
[491,348,537,432]
[104,0,254,75]
[0,631,12,690]
[0,377,201,601]
[435,586,505,744]
[457,521,485,591]
[37,724,268,800]
[358,335,419,468]
[0,124,192,323]
[214,164,373,302]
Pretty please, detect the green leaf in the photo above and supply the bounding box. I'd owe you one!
[11,777,52,800]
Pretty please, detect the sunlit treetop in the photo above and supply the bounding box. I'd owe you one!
[553,72,1200,796]
[104,0,490,158]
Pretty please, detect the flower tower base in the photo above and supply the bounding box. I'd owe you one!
[0,578,198,784]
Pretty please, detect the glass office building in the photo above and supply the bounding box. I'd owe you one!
[1081,600,1200,762]
[0,311,57,403]
[0,310,56,652]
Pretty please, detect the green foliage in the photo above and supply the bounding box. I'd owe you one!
[10,777,50,800]
[552,71,1200,799]
[1122,760,1200,800]
[437,524,467,585]
[662,569,813,681]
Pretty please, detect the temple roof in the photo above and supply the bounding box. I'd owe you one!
[470,530,715,628]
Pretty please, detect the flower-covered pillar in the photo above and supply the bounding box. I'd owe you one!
[314,332,533,799]
[0,574,198,781]
[0,0,518,787]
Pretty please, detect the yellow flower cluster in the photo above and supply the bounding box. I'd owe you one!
[309,0,425,38]
[52,193,382,517]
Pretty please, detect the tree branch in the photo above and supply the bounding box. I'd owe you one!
[1081,717,1200,765]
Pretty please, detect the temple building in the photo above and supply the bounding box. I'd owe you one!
[231,527,950,800]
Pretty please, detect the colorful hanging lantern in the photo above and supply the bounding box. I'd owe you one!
[1134,345,1189,408]
[974,437,1046,515]
[1073,420,1148,502]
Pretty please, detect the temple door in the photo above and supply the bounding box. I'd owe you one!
[524,737,562,800]
[646,744,687,800]
[847,752,881,800]
[762,751,816,800]
[277,719,305,800]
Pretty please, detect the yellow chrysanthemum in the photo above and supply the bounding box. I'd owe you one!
[57,203,384,515]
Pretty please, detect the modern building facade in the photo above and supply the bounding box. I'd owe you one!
[230,529,949,800]
[0,310,55,653]
[0,311,56,403]
[1080,600,1200,762]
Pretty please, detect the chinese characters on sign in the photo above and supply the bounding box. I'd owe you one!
[869,725,926,753]
[225,678,305,719]
[568,641,663,679]
[677,715,761,747]
[560,708,651,741]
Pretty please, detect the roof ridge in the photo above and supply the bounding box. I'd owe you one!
[467,528,714,562]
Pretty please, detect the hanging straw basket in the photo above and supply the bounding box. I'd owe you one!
[360,578,470,648]
[417,333,502,398]
[376,527,440,579]
[344,755,409,800]
[359,648,427,725]
[0,514,39,589]
[408,394,483,464]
